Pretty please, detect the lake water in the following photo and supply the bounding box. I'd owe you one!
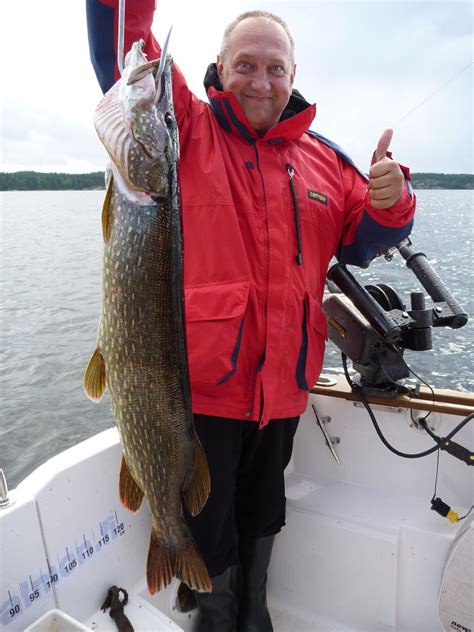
[1,190,473,488]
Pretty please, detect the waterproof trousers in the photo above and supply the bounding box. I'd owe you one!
[185,414,299,577]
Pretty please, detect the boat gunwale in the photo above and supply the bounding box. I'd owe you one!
[312,375,474,416]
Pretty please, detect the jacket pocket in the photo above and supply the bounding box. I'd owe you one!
[295,294,328,391]
[185,281,250,385]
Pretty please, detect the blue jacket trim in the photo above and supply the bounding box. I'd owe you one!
[216,316,246,385]
[338,212,414,267]
[256,351,266,373]
[310,130,414,198]
[307,130,368,181]
[86,0,116,95]
[222,98,256,145]
[296,301,309,390]
[209,98,232,133]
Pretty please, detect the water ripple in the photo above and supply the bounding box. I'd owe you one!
[1,190,473,487]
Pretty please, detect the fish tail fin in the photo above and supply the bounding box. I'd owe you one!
[102,176,114,242]
[83,348,106,402]
[147,530,174,594]
[175,531,212,593]
[183,439,211,516]
[146,528,211,595]
[119,455,144,512]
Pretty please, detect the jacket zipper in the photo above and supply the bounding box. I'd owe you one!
[286,163,303,265]
[254,145,269,427]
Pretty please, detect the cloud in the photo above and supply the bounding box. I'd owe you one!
[1,0,472,173]
[283,1,473,172]
[3,100,108,173]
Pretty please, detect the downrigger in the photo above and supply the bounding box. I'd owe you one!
[322,238,473,477]
[323,238,469,397]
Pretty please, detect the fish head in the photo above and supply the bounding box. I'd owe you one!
[94,40,178,197]
[122,41,159,126]
[126,53,178,195]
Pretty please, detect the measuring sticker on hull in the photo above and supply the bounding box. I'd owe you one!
[1,510,126,626]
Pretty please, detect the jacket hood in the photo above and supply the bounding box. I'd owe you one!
[203,63,316,142]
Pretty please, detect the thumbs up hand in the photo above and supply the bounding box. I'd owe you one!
[368,129,405,209]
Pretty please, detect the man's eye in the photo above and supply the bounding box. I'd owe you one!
[270,65,286,77]
[236,61,252,72]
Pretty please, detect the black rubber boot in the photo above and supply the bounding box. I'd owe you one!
[194,566,237,632]
[237,535,275,632]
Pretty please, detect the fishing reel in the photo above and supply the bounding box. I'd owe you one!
[323,238,469,398]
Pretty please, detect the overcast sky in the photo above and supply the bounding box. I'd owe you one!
[2,1,472,174]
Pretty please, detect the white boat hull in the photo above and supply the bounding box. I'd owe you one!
[1,382,472,631]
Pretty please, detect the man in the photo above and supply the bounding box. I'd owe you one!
[87,3,415,630]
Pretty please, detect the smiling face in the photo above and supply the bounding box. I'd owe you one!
[217,17,296,136]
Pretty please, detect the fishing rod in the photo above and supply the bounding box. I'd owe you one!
[391,61,473,129]
[351,60,473,161]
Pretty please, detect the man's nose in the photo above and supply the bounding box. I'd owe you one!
[250,69,271,92]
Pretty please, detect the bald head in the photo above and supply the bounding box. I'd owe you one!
[220,11,295,67]
[216,14,296,135]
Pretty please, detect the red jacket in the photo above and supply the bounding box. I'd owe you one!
[87,0,416,426]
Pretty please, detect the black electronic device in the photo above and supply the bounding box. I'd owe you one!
[322,238,469,397]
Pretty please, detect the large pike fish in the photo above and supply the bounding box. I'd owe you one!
[84,40,211,594]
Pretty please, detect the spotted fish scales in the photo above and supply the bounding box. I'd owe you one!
[84,41,211,595]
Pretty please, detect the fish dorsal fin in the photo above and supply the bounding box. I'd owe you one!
[119,455,144,512]
[102,176,114,242]
[83,348,107,402]
[183,439,211,516]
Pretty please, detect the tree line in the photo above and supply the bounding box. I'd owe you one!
[0,171,105,191]
[0,170,473,191]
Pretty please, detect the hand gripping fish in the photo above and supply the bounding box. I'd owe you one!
[84,39,211,595]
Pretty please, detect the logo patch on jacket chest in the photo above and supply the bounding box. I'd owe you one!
[307,190,328,205]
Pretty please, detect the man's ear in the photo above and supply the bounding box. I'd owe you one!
[216,55,224,81]
[289,63,297,87]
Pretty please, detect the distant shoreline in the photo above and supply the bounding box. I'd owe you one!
[0,171,473,191]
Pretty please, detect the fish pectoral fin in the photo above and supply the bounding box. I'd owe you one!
[102,176,114,242]
[83,348,107,402]
[119,455,144,512]
[183,439,211,517]
[147,528,212,595]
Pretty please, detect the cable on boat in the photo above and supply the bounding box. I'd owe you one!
[342,354,440,459]
[342,353,474,522]
[341,353,473,460]
[458,505,474,521]
[419,417,474,523]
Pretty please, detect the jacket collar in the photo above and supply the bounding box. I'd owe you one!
[203,63,316,144]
